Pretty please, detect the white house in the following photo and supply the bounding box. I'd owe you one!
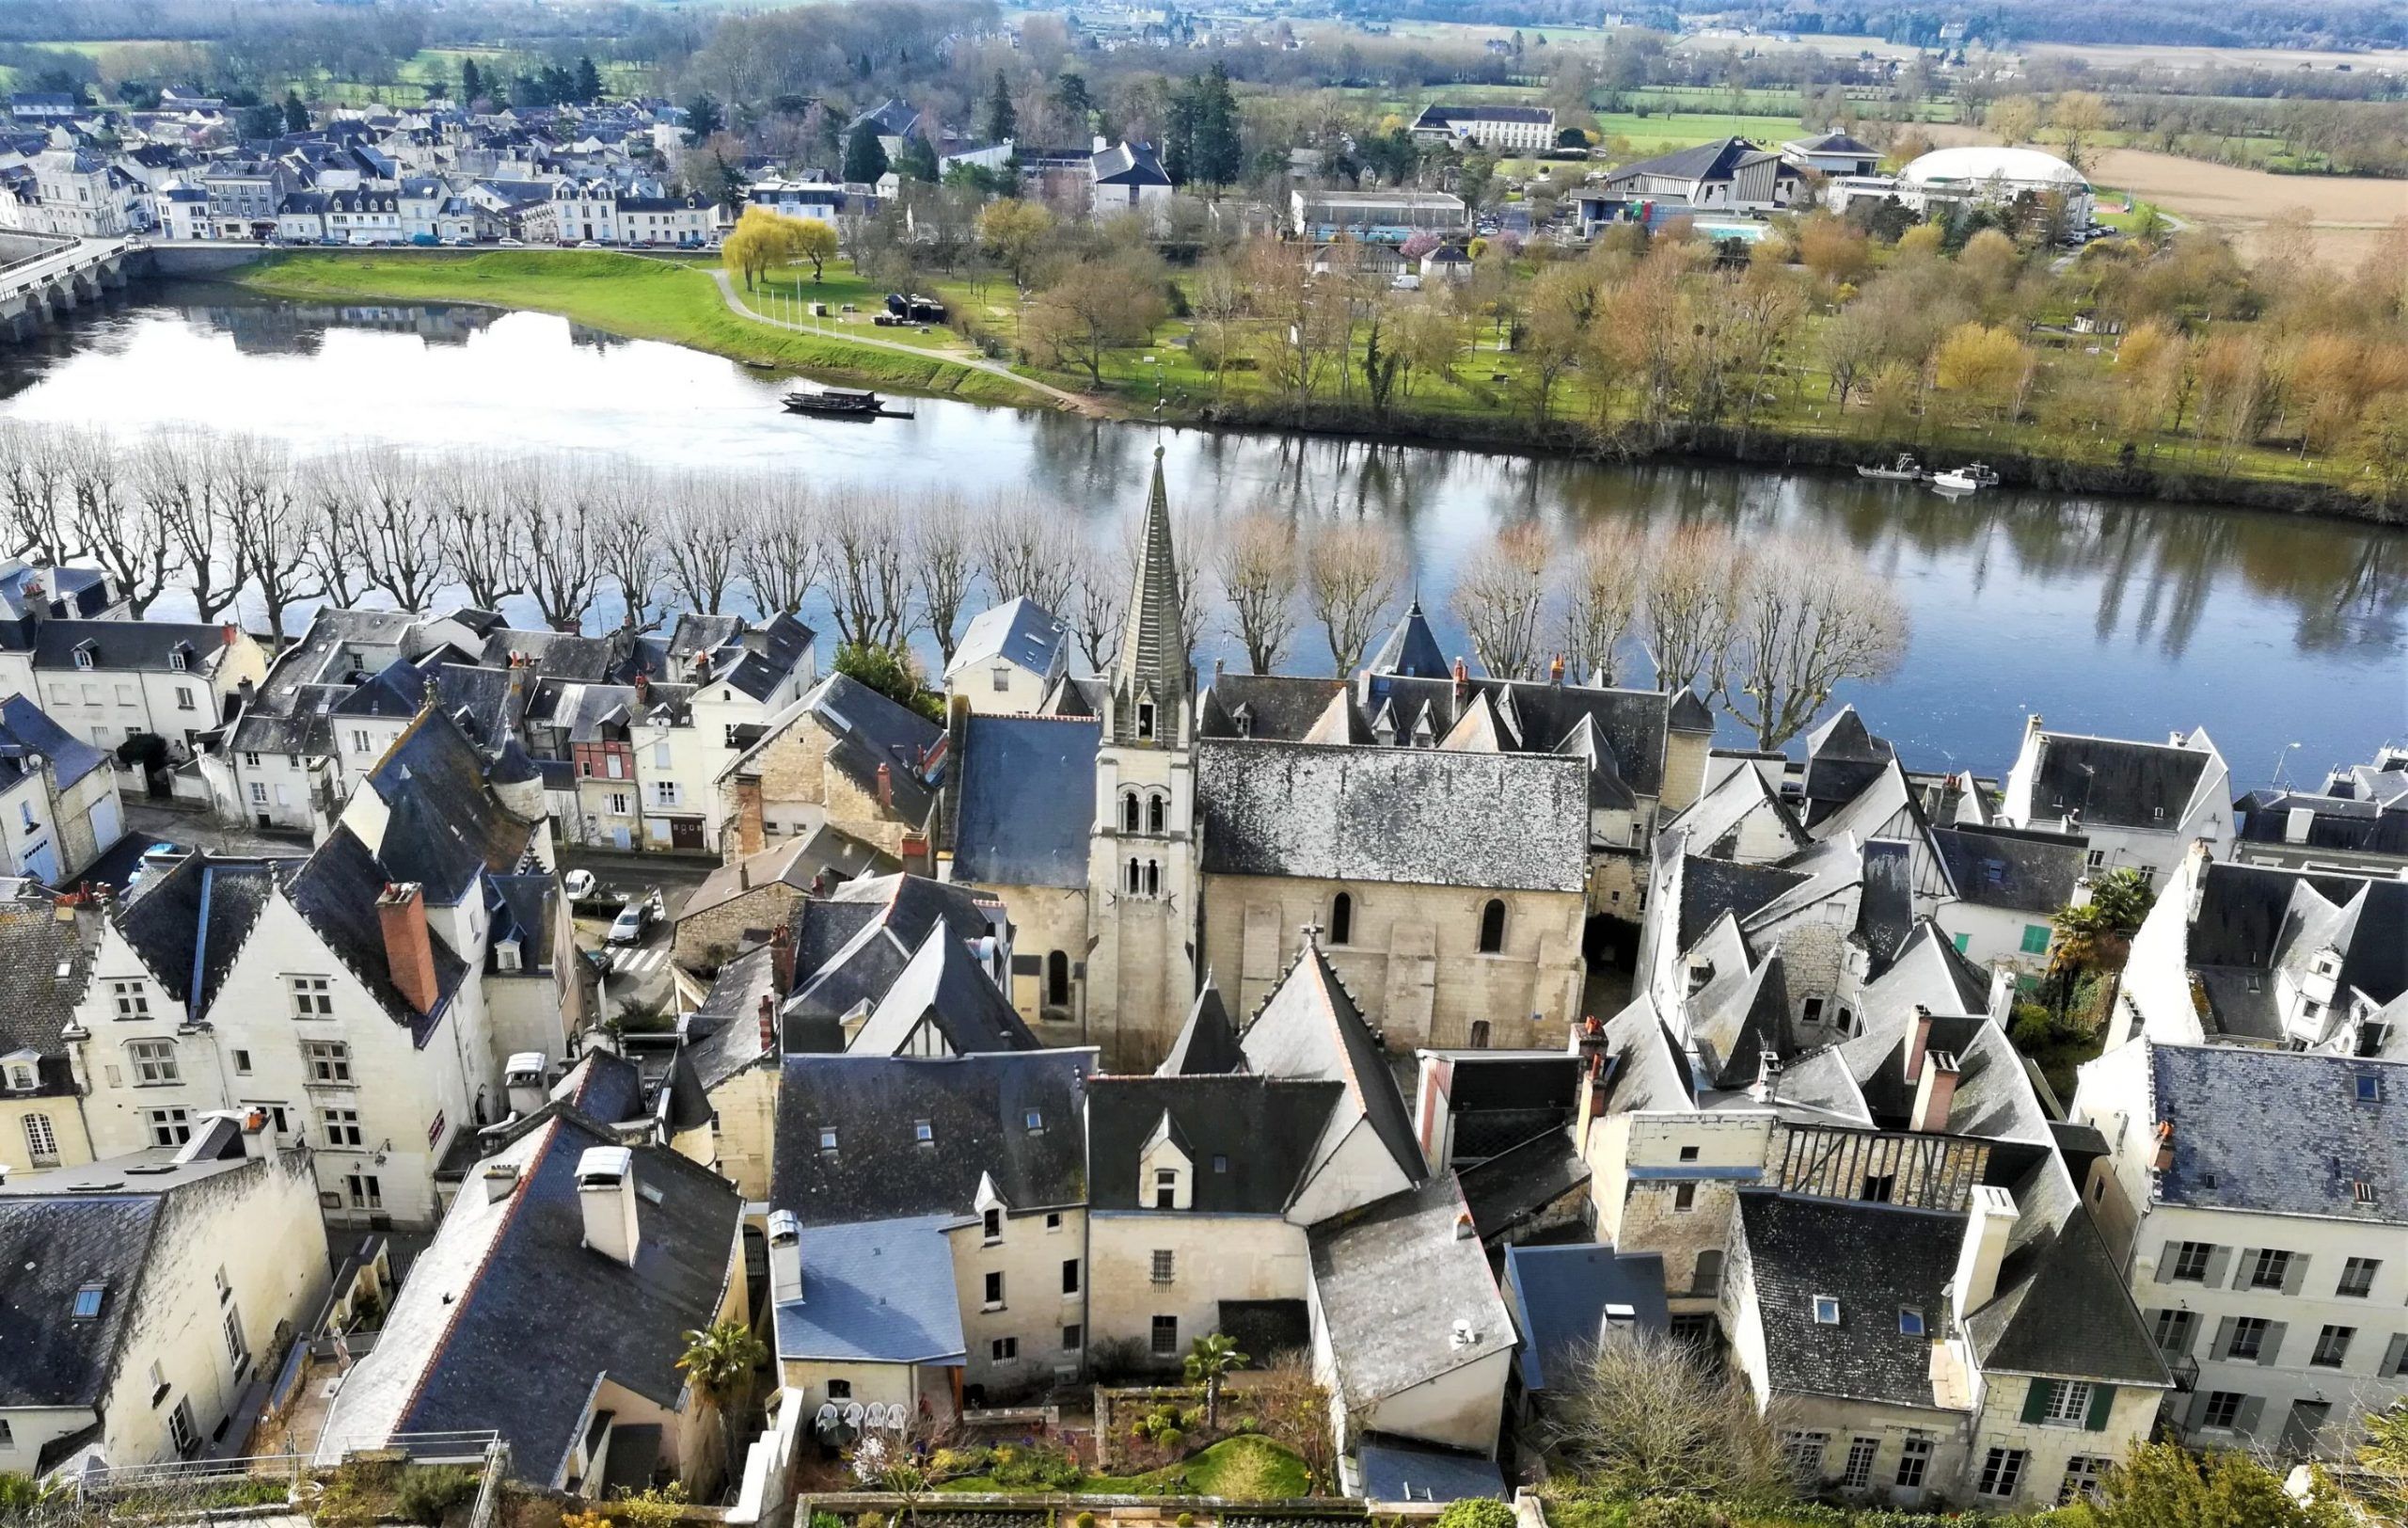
[943,597,1068,716]
[0,1112,330,1477]
[1999,716,2231,884]
[2072,1040,2407,1456]
[1090,141,1172,221]
[1407,104,1557,153]
[0,693,122,883]
[0,618,267,780]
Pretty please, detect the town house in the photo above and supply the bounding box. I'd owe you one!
[0,619,266,779]
[1998,715,2232,884]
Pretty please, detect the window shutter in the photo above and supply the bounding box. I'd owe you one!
[2153,1243,2178,1283]
[2084,1384,2117,1431]
[2210,1315,2238,1361]
[2258,1322,2287,1367]
[2230,1249,2258,1290]
[2380,1333,2408,1378]
[2281,1254,2310,1296]
[2183,1392,2210,1432]
[2020,1379,2052,1425]
[2234,1395,2264,1437]
[2202,1245,2231,1287]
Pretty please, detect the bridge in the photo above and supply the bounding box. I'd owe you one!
[0,230,135,340]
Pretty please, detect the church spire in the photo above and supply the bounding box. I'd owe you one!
[1111,446,1188,744]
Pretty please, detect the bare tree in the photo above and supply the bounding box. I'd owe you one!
[300,452,373,610]
[349,445,444,610]
[1453,521,1553,680]
[661,474,745,616]
[431,451,528,611]
[1642,523,1740,695]
[591,465,663,628]
[735,479,823,616]
[1066,533,1127,674]
[0,420,75,564]
[525,460,607,632]
[1719,535,1909,749]
[79,430,182,617]
[974,496,1076,614]
[825,490,914,648]
[221,438,320,650]
[913,494,977,662]
[1215,512,1300,674]
[162,430,245,621]
[1302,521,1404,674]
[1559,522,1649,687]
[1541,1329,1793,1508]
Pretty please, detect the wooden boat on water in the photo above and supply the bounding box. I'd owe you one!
[781,386,914,420]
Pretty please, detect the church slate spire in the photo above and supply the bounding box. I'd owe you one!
[1111,446,1189,745]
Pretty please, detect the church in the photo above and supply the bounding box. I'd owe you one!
[943,452,1710,1072]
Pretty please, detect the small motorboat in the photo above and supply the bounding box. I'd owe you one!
[781,386,913,420]
[1931,462,2001,491]
[1856,454,1925,482]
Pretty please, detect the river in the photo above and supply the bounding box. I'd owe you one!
[1,287,2399,785]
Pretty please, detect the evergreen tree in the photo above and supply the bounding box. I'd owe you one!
[896,128,940,182]
[1195,62,1243,186]
[459,57,483,104]
[984,70,1016,144]
[1054,72,1094,134]
[281,91,309,134]
[844,119,890,183]
[575,56,603,103]
[1162,79,1198,185]
[685,92,724,142]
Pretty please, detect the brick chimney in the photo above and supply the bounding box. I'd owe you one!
[634,672,651,707]
[221,621,240,647]
[769,920,795,992]
[757,994,777,1055]
[732,775,765,857]
[375,883,439,1014]
[1905,1005,1934,1086]
[1549,653,1565,686]
[1452,655,1470,707]
[875,761,894,813]
[1912,1049,1960,1133]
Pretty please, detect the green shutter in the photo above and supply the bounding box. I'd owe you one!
[2021,1379,2052,1425]
[2021,923,2052,955]
[2084,1384,2116,1432]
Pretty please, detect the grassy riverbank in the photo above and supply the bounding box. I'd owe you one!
[230,250,1046,407]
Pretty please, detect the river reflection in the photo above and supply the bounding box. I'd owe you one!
[1,289,2397,781]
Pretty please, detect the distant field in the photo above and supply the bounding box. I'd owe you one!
[2014,39,2408,72]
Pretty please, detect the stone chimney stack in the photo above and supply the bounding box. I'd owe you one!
[1905,1006,1935,1086]
[1912,1050,1960,1133]
[575,1146,642,1267]
[876,761,894,812]
[768,1208,803,1303]
[733,775,765,857]
[375,883,439,1014]
[757,994,777,1056]
[1952,1185,2018,1323]
[222,621,240,648]
[770,920,795,992]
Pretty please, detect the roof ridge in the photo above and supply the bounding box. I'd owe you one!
[394,1114,559,1428]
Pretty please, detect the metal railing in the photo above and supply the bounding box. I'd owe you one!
[49,1430,505,1527]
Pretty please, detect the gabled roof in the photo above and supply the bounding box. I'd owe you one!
[1092,140,1169,186]
[739,674,943,823]
[769,1049,1095,1226]
[946,597,1067,680]
[1365,601,1449,678]
[0,1193,162,1407]
[0,693,109,792]
[2030,727,2218,830]
[787,874,1006,1033]
[1239,941,1425,1186]
[26,618,231,675]
[115,852,295,1013]
[1088,1074,1345,1214]
[286,829,468,1035]
[953,716,1097,890]
[774,1214,964,1365]
[346,706,539,902]
[0,892,95,1090]
[1307,1176,1508,1406]
[1962,1209,2170,1385]
[845,926,1038,1058]
[1604,135,1786,188]
[1503,1242,1669,1392]
[1931,824,2085,916]
[1735,1192,1958,1409]
[1159,984,1245,1075]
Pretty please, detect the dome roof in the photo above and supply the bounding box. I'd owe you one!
[1901,145,2088,191]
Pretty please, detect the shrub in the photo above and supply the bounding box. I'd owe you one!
[990,1443,1083,1490]
[1624,1499,1727,1528]
[562,1509,613,1528]
[810,1515,845,1528]
[1435,1500,1519,1528]
[394,1466,480,1526]
[929,1447,995,1481]
[857,1513,887,1528]
[1075,1513,1097,1528]
[1177,1514,1196,1526]
[610,1484,688,1528]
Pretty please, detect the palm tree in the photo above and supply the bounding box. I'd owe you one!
[678,1319,768,1491]
[1183,1332,1250,1429]
[2047,868,2156,1026]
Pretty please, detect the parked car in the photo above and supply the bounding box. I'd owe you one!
[562,868,596,899]
[498,237,526,247]
[607,901,647,945]
[577,239,603,248]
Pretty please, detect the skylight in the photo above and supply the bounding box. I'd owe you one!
[71,1282,104,1320]
[1899,1308,1925,1336]
[913,1120,934,1145]
[1812,1296,1841,1325]
[818,1128,838,1154]
[1024,1109,1044,1134]
[2356,1074,2383,1104]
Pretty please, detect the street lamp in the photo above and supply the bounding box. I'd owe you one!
[2270,740,2302,790]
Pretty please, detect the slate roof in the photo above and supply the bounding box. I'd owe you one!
[676,829,895,925]
[286,828,468,1035]
[26,619,231,675]
[1196,740,1588,893]
[1503,1242,1670,1392]
[1801,706,1893,814]
[1962,1209,2169,1385]
[1307,1176,1509,1406]
[325,1108,740,1478]
[953,716,1097,890]
[1087,1074,1345,1214]
[1735,1193,1960,1409]
[2148,1043,2404,1223]
[1602,135,1789,188]
[769,1049,1095,1226]
[1357,1439,1507,1504]
[1675,855,1808,950]
[788,875,1007,1033]
[741,675,943,824]
[774,1214,964,1364]
[689,943,778,1091]
[0,893,95,1092]
[0,694,109,793]
[2030,729,2214,830]
[1092,140,1169,185]
[1365,601,1449,678]
[554,1050,646,1125]
[845,926,1038,1058]
[1459,1127,1588,1240]
[1358,673,1674,797]
[1931,825,2086,915]
[946,598,1067,680]
[0,1192,161,1407]
[1198,676,1352,741]
[1594,995,1695,1115]
[349,708,538,902]
[1240,943,1425,1185]
[115,852,293,1012]
[1158,985,1245,1076]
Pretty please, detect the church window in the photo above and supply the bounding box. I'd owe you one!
[1121,790,1141,833]
[1045,951,1070,1007]
[1144,860,1161,898]
[1136,701,1156,740]
[1147,792,1166,834]
[1478,899,1507,954]
[1329,893,1354,946]
[1125,859,1141,895]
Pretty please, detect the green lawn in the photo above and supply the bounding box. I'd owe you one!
[746,267,973,352]
[938,1436,1310,1499]
[231,251,1044,406]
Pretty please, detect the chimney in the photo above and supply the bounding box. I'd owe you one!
[2185,838,2214,922]
[733,775,765,857]
[876,761,894,812]
[1549,653,1565,686]
[757,994,777,1055]
[222,621,240,647]
[1905,1005,1934,1086]
[768,1208,803,1303]
[634,672,651,707]
[504,1052,547,1117]
[1454,1211,1476,1241]
[1452,655,1469,706]
[375,883,439,1014]
[2151,1121,2175,1173]
[239,1106,272,1159]
[482,1161,521,1203]
[2023,711,2044,742]
[1952,1185,2017,1323]
[1912,1049,1960,1133]
[770,920,795,992]
[575,1145,641,1266]
[237,676,257,712]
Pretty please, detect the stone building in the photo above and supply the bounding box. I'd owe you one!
[719,674,945,866]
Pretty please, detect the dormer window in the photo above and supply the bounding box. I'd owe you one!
[167,648,187,672]
[982,1207,1003,1242]
[495,937,521,973]
[1899,1308,1925,1336]
[1812,1295,1841,1325]
[1154,1168,1180,1209]
[2357,1074,2384,1104]
[71,647,93,669]
[4,1060,34,1091]
[914,1119,934,1146]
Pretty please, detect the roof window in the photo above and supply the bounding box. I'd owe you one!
[1024,1109,1044,1134]
[817,1127,837,1154]
[1812,1295,1841,1325]
[71,1281,105,1319]
[2353,1180,2378,1205]
[1899,1308,1925,1336]
[2356,1074,2383,1104]
[913,1120,934,1146]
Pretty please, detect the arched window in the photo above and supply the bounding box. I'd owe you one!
[1126,858,1141,895]
[1144,860,1161,898]
[1045,951,1070,1009]
[1329,892,1354,947]
[1468,1019,1492,1049]
[1147,793,1166,835]
[1121,790,1141,834]
[1478,899,1507,954]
